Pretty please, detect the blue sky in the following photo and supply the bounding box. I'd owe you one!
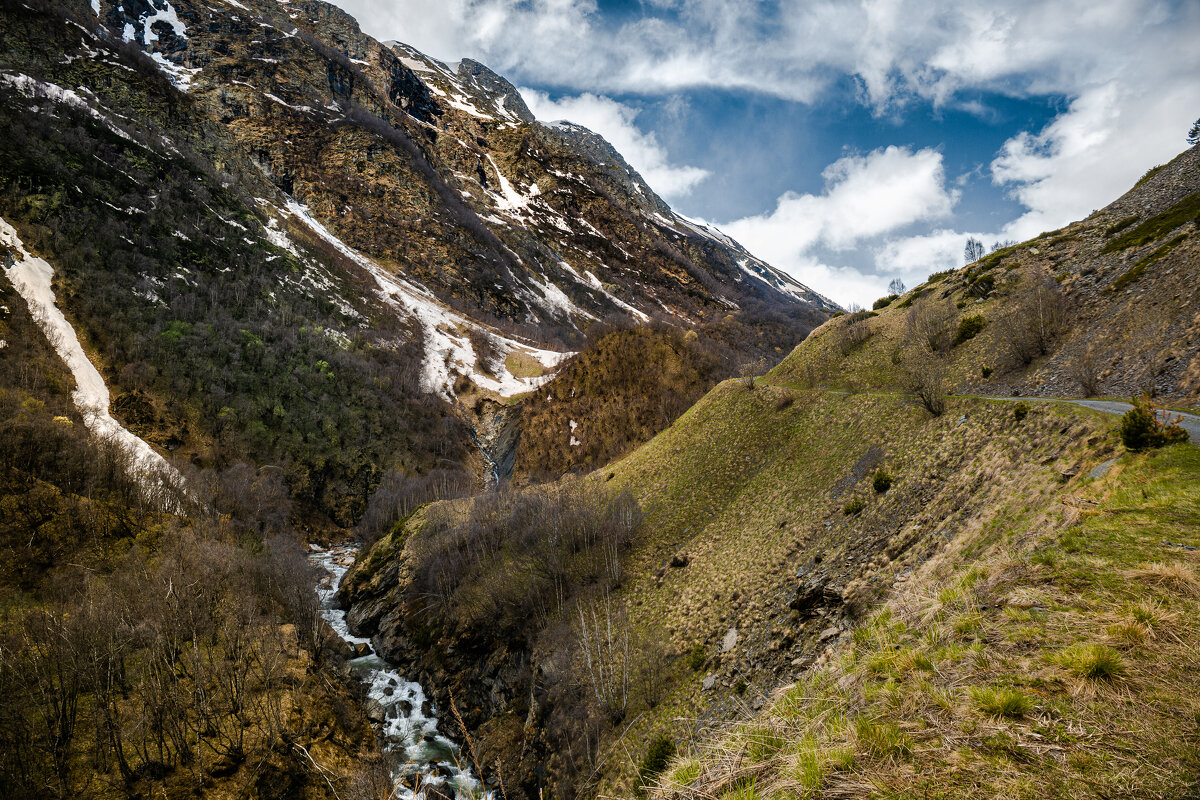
[332,0,1200,308]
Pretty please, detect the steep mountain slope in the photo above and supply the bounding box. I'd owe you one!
[777,144,1200,404]
[0,0,830,521]
[339,145,1200,800]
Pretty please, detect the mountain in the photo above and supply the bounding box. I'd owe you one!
[0,0,832,524]
[339,145,1200,799]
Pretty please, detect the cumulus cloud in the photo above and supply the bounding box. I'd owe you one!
[519,89,710,199]
[334,0,1195,110]
[991,78,1200,240]
[721,146,957,304]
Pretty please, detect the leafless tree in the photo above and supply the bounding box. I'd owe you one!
[1073,346,1101,397]
[906,298,956,354]
[738,356,767,388]
[1000,278,1067,366]
[576,594,630,720]
[964,237,985,263]
[902,348,948,416]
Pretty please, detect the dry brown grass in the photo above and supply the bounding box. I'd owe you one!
[1123,561,1200,597]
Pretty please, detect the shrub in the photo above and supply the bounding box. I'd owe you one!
[638,732,676,790]
[873,294,898,310]
[1119,396,1189,451]
[981,366,993,378]
[970,686,1033,719]
[903,350,947,416]
[872,469,893,493]
[953,314,987,346]
[1013,402,1029,422]
[1053,643,1125,680]
[686,643,707,671]
[843,497,865,515]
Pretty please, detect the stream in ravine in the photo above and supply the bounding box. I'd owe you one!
[309,545,488,800]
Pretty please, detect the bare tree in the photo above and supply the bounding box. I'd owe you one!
[1000,278,1067,366]
[576,594,630,720]
[902,349,948,416]
[835,312,874,355]
[964,237,985,264]
[738,356,767,388]
[905,298,956,354]
[1072,346,1101,397]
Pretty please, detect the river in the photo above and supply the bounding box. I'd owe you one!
[309,544,490,800]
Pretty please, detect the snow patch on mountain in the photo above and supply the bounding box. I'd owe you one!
[1,215,182,492]
[1,72,136,140]
[281,200,570,399]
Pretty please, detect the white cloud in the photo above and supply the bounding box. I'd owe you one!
[992,78,1200,240]
[874,228,991,281]
[720,146,956,305]
[519,89,710,199]
[331,0,1194,110]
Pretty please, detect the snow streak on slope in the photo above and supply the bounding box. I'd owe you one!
[1,216,182,491]
[281,201,571,399]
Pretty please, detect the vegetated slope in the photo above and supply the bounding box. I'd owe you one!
[776,144,1200,405]
[341,378,1123,800]
[513,309,808,481]
[0,0,829,519]
[0,270,383,800]
[647,430,1200,800]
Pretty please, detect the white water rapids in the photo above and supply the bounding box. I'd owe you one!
[309,545,490,800]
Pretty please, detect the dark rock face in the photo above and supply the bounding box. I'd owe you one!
[457,59,534,122]
[789,576,844,616]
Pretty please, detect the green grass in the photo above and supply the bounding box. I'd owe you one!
[1101,191,1200,253]
[666,757,701,787]
[1051,643,1126,681]
[1107,233,1188,293]
[970,686,1034,719]
[854,717,911,758]
[649,436,1200,800]
[504,349,546,378]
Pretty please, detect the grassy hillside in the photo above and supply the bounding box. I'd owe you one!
[346,375,1126,799]
[650,430,1199,800]
[512,312,822,482]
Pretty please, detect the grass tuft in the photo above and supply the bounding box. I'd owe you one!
[745,725,786,763]
[665,757,702,787]
[970,686,1034,719]
[1052,643,1125,681]
[854,717,910,759]
[1125,562,1200,597]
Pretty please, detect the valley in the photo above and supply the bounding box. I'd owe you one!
[0,1,1197,799]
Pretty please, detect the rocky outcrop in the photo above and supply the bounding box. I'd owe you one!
[468,397,522,487]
